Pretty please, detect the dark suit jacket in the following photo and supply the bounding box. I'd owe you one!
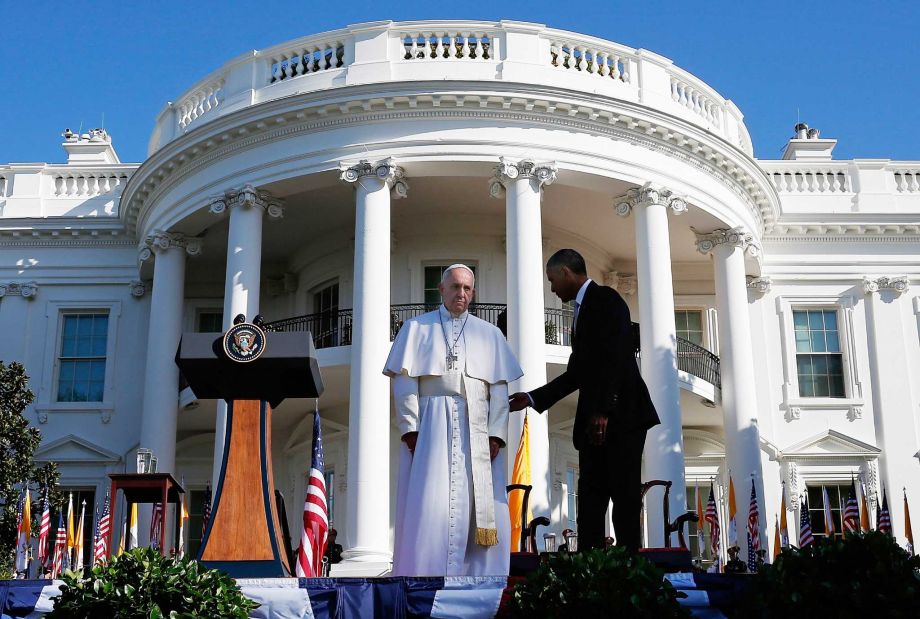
[530,281,660,449]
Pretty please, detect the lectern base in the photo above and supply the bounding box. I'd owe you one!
[198,399,291,577]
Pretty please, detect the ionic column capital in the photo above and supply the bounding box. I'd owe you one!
[208,184,285,218]
[0,281,38,299]
[129,280,148,298]
[746,276,772,294]
[340,158,409,198]
[695,227,760,257]
[139,231,202,262]
[489,157,557,197]
[862,276,910,295]
[614,182,688,217]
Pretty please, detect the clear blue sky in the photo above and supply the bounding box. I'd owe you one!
[2,0,917,164]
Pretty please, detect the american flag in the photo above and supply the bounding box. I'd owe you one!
[150,502,163,550]
[704,484,721,566]
[878,489,892,535]
[747,480,761,552]
[201,484,212,538]
[296,410,329,577]
[799,495,815,548]
[843,479,860,536]
[51,513,68,578]
[37,490,51,568]
[94,493,110,564]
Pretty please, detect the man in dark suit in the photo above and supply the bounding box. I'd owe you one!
[509,248,660,553]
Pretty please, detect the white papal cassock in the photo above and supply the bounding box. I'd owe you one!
[384,306,523,576]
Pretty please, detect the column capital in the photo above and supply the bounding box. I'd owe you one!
[603,271,636,295]
[0,281,38,299]
[139,230,202,262]
[695,227,760,257]
[614,182,688,217]
[746,276,772,294]
[129,280,148,298]
[208,184,285,218]
[340,158,408,198]
[862,276,910,295]
[489,157,557,197]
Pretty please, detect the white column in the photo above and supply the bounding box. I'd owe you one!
[616,184,688,547]
[340,159,407,570]
[863,276,915,548]
[491,158,556,519]
[138,232,201,474]
[697,227,766,560]
[208,185,284,487]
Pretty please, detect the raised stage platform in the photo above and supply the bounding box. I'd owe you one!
[0,572,747,617]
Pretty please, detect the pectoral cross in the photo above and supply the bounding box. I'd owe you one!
[446,350,458,370]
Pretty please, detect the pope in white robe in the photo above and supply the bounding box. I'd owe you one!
[384,264,523,576]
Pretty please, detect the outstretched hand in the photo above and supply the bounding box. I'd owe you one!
[508,392,531,412]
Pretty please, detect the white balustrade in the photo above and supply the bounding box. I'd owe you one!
[0,175,6,198]
[894,170,920,193]
[268,39,347,83]
[767,168,850,193]
[177,78,225,131]
[670,77,721,128]
[52,172,130,197]
[400,31,493,61]
[547,38,631,83]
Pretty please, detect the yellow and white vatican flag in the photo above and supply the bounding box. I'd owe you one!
[74,501,86,570]
[128,503,138,550]
[822,486,836,537]
[66,493,76,563]
[508,413,532,552]
[727,475,738,548]
[177,482,189,559]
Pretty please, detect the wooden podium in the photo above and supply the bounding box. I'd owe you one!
[176,322,323,577]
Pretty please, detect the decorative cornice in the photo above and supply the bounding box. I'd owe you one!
[129,280,148,298]
[0,281,38,299]
[138,230,202,262]
[339,158,408,198]
[613,182,688,217]
[121,86,775,237]
[208,183,285,218]
[746,276,771,294]
[489,157,557,198]
[695,227,760,257]
[862,276,910,295]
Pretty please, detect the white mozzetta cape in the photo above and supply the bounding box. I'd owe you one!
[383,309,523,383]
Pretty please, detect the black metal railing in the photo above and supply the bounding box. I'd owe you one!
[263,303,721,389]
[677,337,721,390]
[265,309,354,348]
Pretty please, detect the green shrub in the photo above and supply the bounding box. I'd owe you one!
[739,531,920,618]
[48,547,258,618]
[506,547,691,618]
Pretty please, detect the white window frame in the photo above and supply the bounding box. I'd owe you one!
[184,298,224,332]
[36,301,121,416]
[777,295,863,417]
[674,296,718,353]
[674,306,707,349]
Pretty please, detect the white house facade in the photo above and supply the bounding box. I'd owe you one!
[2,20,918,574]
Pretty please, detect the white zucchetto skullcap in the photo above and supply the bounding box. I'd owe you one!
[441,264,475,282]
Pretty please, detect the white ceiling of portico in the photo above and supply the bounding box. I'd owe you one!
[185,171,727,284]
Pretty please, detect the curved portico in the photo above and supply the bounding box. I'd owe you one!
[123,20,780,569]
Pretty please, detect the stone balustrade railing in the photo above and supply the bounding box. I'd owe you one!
[52,170,131,197]
[892,167,920,193]
[764,165,852,194]
[0,165,137,218]
[149,20,753,155]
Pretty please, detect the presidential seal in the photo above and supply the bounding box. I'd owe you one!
[223,322,266,363]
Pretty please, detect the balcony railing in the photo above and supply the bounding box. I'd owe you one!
[263,303,721,389]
